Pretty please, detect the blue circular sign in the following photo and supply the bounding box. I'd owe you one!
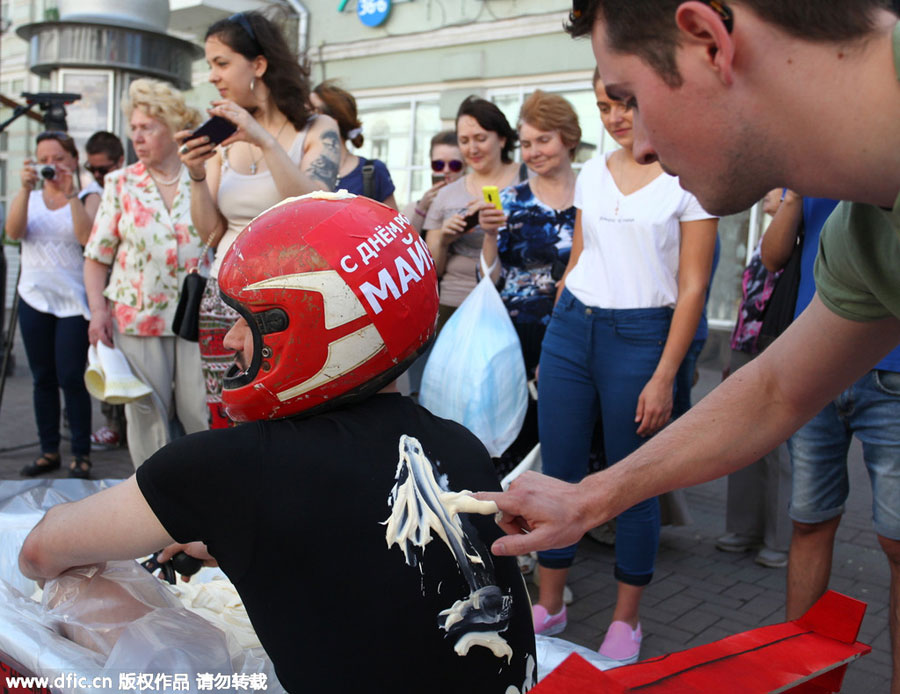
[357,0,391,27]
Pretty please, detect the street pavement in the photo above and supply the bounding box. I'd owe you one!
[0,330,892,691]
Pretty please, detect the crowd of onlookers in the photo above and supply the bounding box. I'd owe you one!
[7,6,899,678]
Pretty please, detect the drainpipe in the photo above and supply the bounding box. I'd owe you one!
[282,0,309,55]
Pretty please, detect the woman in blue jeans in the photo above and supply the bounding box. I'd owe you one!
[531,72,717,667]
[6,131,102,477]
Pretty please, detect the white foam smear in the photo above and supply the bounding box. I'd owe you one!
[505,656,536,694]
[383,435,514,663]
[250,188,357,221]
[454,631,513,661]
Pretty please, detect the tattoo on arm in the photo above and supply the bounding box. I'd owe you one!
[321,129,340,154]
[307,132,340,191]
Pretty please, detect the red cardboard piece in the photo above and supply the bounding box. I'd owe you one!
[531,591,870,693]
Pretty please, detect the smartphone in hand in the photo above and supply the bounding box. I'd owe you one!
[460,209,481,232]
[187,116,237,146]
[482,185,502,210]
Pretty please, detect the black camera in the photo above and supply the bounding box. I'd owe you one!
[31,164,56,180]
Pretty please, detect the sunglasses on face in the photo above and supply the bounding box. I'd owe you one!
[84,163,114,177]
[569,0,733,33]
[431,159,464,173]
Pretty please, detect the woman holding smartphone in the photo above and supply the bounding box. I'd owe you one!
[424,97,523,327]
[522,72,717,666]
[178,10,340,428]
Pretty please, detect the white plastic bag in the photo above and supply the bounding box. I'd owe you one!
[420,273,527,457]
[0,480,285,694]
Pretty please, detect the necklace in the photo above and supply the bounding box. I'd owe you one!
[247,117,290,175]
[148,163,182,187]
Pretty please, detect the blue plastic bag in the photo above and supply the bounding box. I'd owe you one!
[420,274,527,457]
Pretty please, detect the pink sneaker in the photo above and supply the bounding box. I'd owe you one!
[597,620,642,666]
[532,604,567,636]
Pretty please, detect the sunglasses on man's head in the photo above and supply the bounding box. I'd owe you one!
[569,0,733,33]
[431,159,464,173]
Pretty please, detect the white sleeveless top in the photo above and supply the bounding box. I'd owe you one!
[210,126,309,278]
[18,182,103,318]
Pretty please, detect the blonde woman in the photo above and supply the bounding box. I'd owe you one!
[84,78,209,469]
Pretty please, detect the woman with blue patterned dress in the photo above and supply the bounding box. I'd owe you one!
[478,90,580,469]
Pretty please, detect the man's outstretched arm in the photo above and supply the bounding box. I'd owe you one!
[19,476,174,581]
[479,295,900,557]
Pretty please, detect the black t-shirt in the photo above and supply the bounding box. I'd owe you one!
[137,394,535,693]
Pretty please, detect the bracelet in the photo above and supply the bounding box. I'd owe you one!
[65,192,78,200]
[414,207,426,217]
[189,172,206,182]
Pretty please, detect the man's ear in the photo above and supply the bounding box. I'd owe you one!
[674,1,736,85]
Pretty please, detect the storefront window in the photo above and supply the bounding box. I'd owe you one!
[352,95,440,208]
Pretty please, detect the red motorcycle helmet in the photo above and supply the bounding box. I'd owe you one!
[218,192,439,422]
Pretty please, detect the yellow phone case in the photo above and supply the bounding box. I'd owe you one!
[482,185,502,210]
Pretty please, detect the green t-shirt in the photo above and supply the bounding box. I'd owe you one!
[814,20,900,322]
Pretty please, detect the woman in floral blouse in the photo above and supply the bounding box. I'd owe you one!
[476,91,579,471]
[84,79,210,468]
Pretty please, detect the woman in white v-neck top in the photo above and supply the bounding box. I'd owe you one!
[531,74,718,666]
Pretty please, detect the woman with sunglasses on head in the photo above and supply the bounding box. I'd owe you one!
[403,130,464,234]
[311,80,398,209]
[476,90,579,469]
[178,10,340,429]
[519,72,717,666]
[84,79,210,471]
[7,131,102,478]
[424,96,524,326]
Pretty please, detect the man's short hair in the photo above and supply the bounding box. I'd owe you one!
[567,1,895,86]
[85,131,124,162]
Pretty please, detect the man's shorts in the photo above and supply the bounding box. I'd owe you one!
[788,369,900,540]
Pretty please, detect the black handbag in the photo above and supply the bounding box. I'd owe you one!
[172,269,206,342]
[758,223,804,350]
[173,232,216,341]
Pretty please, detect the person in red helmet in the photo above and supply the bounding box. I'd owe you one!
[18,192,536,694]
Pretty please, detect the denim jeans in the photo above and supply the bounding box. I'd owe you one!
[17,297,91,456]
[788,369,900,540]
[673,337,706,419]
[536,288,670,586]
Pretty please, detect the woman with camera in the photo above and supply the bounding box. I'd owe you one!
[6,130,102,478]
[83,78,210,470]
[178,11,339,428]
